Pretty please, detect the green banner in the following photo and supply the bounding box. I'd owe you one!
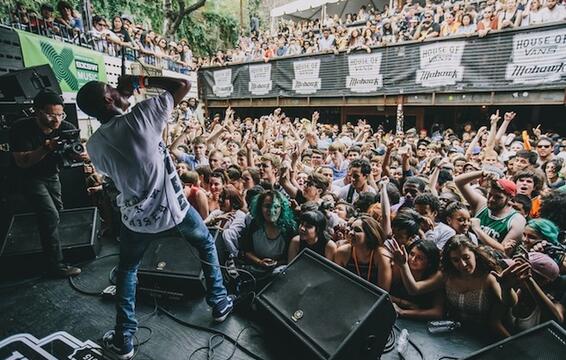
[16,30,107,93]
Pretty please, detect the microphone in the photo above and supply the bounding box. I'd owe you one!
[121,44,126,77]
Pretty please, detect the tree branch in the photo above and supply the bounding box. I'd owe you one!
[167,0,206,36]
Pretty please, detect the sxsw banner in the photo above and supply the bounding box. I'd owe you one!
[200,23,566,100]
[17,30,107,93]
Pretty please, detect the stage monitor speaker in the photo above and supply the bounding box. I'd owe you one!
[0,65,62,103]
[463,321,566,360]
[255,249,396,360]
[0,207,100,266]
[137,236,206,301]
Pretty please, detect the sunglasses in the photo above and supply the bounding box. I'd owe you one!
[537,144,551,149]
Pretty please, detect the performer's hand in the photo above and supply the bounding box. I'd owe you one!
[117,75,138,98]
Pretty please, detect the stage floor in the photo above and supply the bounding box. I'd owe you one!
[0,235,490,359]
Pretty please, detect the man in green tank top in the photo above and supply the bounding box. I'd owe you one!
[456,170,526,256]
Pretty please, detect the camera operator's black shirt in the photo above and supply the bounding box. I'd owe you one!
[9,117,76,178]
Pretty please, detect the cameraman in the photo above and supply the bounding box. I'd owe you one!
[9,90,81,277]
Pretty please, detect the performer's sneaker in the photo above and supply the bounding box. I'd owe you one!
[213,295,235,323]
[102,330,134,360]
[50,264,81,278]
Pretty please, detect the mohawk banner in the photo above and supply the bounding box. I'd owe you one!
[416,41,465,87]
[199,22,566,99]
[16,30,107,93]
[505,27,566,84]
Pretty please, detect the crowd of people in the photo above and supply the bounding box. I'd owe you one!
[7,1,195,72]
[209,0,566,65]
[82,99,566,340]
[5,0,566,70]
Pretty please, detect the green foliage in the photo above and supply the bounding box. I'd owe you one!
[1,0,238,57]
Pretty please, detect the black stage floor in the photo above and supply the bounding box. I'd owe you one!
[0,236,490,360]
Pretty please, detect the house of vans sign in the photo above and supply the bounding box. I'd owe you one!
[200,23,566,99]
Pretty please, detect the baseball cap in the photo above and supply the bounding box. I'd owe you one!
[528,252,559,282]
[33,90,64,109]
[495,178,517,197]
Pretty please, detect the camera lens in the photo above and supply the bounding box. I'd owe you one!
[72,143,85,154]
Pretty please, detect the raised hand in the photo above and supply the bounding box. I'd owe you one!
[422,217,435,232]
[290,143,300,163]
[504,112,516,122]
[387,238,408,266]
[490,109,501,125]
[491,261,531,288]
[477,126,488,136]
[532,124,542,138]
[311,111,320,124]
[378,176,390,190]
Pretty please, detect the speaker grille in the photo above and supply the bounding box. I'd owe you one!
[4,208,97,255]
[260,252,382,357]
[466,321,566,359]
[139,236,203,275]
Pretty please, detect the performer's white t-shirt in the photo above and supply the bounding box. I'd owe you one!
[87,91,189,233]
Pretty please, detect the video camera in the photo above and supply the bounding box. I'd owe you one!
[54,129,84,168]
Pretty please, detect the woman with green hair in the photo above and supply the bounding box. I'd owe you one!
[523,218,566,273]
[239,190,297,275]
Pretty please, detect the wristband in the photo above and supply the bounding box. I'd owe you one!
[131,77,140,92]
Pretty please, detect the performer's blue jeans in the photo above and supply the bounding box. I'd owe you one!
[114,206,227,340]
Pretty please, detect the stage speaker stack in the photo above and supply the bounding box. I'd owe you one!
[463,321,566,359]
[0,64,61,103]
[137,236,206,301]
[255,249,397,360]
[0,207,101,273]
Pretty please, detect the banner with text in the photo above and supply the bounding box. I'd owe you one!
[505,27,566,84]
[17,30,107,93]
[199,23,566,99]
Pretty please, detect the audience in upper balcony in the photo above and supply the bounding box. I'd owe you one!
[4,0,566,70]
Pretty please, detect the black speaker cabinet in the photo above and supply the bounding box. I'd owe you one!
[255,249,396,360]
[1,207,100,265]
[463,321,566,359]
[0,65,62,103]
[137,236,206,301]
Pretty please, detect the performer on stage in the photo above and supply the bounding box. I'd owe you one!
[76,76,233,359]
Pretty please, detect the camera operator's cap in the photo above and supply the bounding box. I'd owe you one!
[495,178,517,197]
[33,90,64,108]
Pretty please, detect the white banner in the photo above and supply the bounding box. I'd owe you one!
[212,69,233,97]
[292,59,321,94]
[248,63,272,95]
[346,53,383,93]
[416,41,465,87]
[505,28,566,84]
